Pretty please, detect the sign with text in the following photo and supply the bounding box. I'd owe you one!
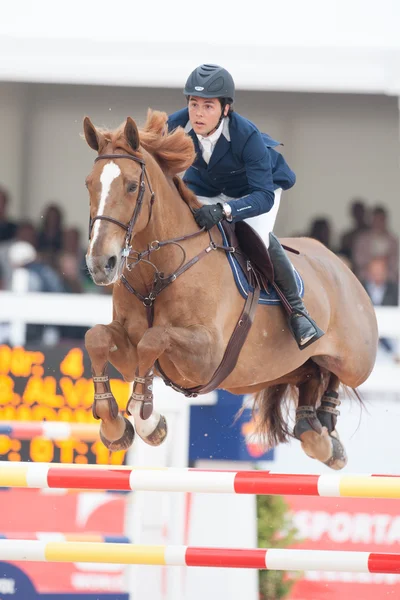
[287,495,400,599]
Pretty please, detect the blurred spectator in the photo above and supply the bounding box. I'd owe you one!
[59,227,86,293]
[37,204,64,264]
[59,253,84,293]
[8,241,65,294]
[361,257,399,355]
[63,227,82,256]
[7,241,66,344]
[308,218,333,251]
[339,198,370,261]
[0,220,39,291]
[58,227,89,339]
[353,206,399,282]
[0,186,17,242]
[16,219,38,247]
[362,257,398,307]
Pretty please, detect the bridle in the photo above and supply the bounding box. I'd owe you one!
[88,153,155,256]
[88,152,235,315]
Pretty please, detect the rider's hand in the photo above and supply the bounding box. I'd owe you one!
[194,204,224,230]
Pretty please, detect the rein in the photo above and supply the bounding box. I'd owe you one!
[90,152,260,403]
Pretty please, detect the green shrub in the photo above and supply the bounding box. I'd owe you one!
[257,494,301,600]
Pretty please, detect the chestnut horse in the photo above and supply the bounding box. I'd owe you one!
[83,110,378,470]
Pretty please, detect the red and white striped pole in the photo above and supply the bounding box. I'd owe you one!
[1,462,400,498]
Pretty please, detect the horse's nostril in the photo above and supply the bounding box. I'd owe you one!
[105,256,117,271]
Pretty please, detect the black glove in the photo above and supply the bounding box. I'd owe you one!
[194,204,224,230]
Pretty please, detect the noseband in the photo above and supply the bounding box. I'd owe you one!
[89,153,155,255]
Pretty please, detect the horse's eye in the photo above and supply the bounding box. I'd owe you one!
[127,182,137,193]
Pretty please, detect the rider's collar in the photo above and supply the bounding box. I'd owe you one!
[185,117,231,142]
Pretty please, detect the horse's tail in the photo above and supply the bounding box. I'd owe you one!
[252,381,363,449]
[252,384,298,447]
[341,384,365,410]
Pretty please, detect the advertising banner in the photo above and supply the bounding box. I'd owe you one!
[0,488,128,598]
[287,495,400,599]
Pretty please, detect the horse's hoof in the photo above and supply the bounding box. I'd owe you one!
[137,414,168,447]
[100,417,135,451]
[298,428,332,463]
[324,431,348,471]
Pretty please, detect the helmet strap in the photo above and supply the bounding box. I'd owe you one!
[204,101,227,137]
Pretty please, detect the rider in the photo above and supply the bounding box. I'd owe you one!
[167,64,324,350]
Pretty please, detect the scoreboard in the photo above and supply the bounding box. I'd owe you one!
[0,344,129,465]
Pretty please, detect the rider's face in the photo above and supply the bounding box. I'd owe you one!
[188,96,228,136]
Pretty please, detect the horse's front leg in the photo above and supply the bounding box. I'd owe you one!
[127,325,217,445]
[85,321,138,452]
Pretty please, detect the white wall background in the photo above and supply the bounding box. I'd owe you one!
[2,0,400,94]
[1,82,398,247]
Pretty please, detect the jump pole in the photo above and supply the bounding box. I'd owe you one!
[0,421,101,441]
[0,533,130,543]
[1,540,400,573]
[1,462,400,498]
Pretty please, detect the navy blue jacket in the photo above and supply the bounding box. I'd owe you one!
[167,108,296,221]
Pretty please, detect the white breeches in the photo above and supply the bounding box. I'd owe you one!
[197,188,282,249]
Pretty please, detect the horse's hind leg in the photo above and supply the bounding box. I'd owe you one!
[316,373,347,470]
[85,322,136,452]
[293,363,331,464]
[294,367,347,470]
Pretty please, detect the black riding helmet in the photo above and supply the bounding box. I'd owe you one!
[184,64,235,135]
[184,64,235,103]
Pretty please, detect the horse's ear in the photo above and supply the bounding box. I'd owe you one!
[83,117,102,151]
[124,117,140,151]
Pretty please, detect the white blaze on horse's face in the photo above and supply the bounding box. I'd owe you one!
[86,160,124,286]
[90,161,121,247]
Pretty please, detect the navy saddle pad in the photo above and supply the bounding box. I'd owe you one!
[218,223,304,306]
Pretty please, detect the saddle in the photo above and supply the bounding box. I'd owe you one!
[221,220,274,292]
[220,220,299,313]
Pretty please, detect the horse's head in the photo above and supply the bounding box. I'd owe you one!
[83,116,154,285]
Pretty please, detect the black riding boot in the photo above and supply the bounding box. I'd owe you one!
[269,233,325,350]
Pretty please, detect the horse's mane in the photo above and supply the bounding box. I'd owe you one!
[98,110,194,174]
[139,110,196,177]
[94,109,200,208]
[140,110,201,208]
